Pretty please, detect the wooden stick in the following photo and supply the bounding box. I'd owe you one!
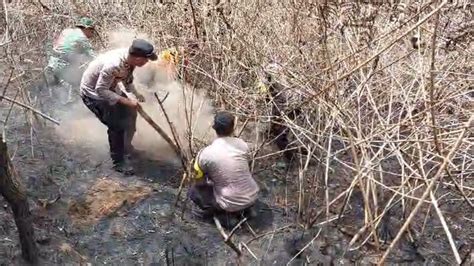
[425,12,473,208]
[0,94,60,125]
[240,242,259,261]
[245,221,258,237]
[3,89,20,127]
[2,0,10,42]
[0,68,14,99]
[136,105,181,157]
[237,118,250,138]
[429,190,462,264]
[226,217,247,242]
[246,224,294,245]
[213,216,242,256]
[174,172,187,209]
[286,228,322,265]
[117,84,181,157]
[153,92,188,165]
[152,92,191,209]
[187,0,200,39]
[425,12,464,264]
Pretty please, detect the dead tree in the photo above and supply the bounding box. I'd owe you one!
[0,135,38,264]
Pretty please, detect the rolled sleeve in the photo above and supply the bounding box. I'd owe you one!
[194,150,210,180]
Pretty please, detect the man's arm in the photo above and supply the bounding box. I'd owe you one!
[193,150,207,184]
[77,36,95,58]
[123,71,145,102]
[96,67,136,107]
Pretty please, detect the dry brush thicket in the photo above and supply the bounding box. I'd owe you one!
[1,0,473,263]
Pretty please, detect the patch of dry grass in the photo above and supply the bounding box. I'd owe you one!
[1,0,473,263]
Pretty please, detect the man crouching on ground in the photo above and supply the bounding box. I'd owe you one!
[80,39,157,175]
[189,111,260,227]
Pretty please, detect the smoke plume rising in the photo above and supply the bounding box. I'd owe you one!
[54,28,215,163]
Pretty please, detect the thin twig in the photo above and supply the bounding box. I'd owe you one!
[187,0,200,40]
[286,227,322,265]
[226,217,247,242]
[240,242,259,261]
[0,95,60,125]
[213,216,242,256]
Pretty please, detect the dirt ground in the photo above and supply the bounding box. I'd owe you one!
[0,82,473,265]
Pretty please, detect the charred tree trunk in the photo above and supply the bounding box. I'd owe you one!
[0,135,38,264]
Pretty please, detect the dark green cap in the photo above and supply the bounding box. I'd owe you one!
[76,17,94,28]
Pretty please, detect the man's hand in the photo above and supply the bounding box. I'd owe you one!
[135,93,146,102]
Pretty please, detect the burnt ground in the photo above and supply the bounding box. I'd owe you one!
[1,82,473,265]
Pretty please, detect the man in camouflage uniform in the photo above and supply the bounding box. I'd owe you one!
[80,39,157,175]
[257,63,303,163]
[46,17,95,102]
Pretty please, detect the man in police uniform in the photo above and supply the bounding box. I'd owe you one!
[189,111,259,227]
[80,39,157,175]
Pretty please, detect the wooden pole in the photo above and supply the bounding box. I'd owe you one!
[136,104,181,157]
[117,83,181,158]
[0,135,38,264]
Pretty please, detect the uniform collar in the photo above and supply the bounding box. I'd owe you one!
[119,49,132,70]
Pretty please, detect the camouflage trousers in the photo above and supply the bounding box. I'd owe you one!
[46,56,85,87]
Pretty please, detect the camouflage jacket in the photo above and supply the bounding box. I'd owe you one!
[47,28,95,72]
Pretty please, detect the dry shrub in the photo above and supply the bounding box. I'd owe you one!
[1,0,473,263]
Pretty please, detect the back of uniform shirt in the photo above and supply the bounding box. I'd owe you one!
[197,137,259,212]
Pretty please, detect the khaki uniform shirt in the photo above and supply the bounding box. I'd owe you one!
[80,48,138,105]
[196,137,259,212]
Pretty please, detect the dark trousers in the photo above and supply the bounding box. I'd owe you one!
[188,182,223,218]
[270,107,300,162]
[82,95,137,164]
[188,182,255,226]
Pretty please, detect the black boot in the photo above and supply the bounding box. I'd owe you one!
[108,128,134,175]
[112,160,135,176]
[243,205,258,219]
